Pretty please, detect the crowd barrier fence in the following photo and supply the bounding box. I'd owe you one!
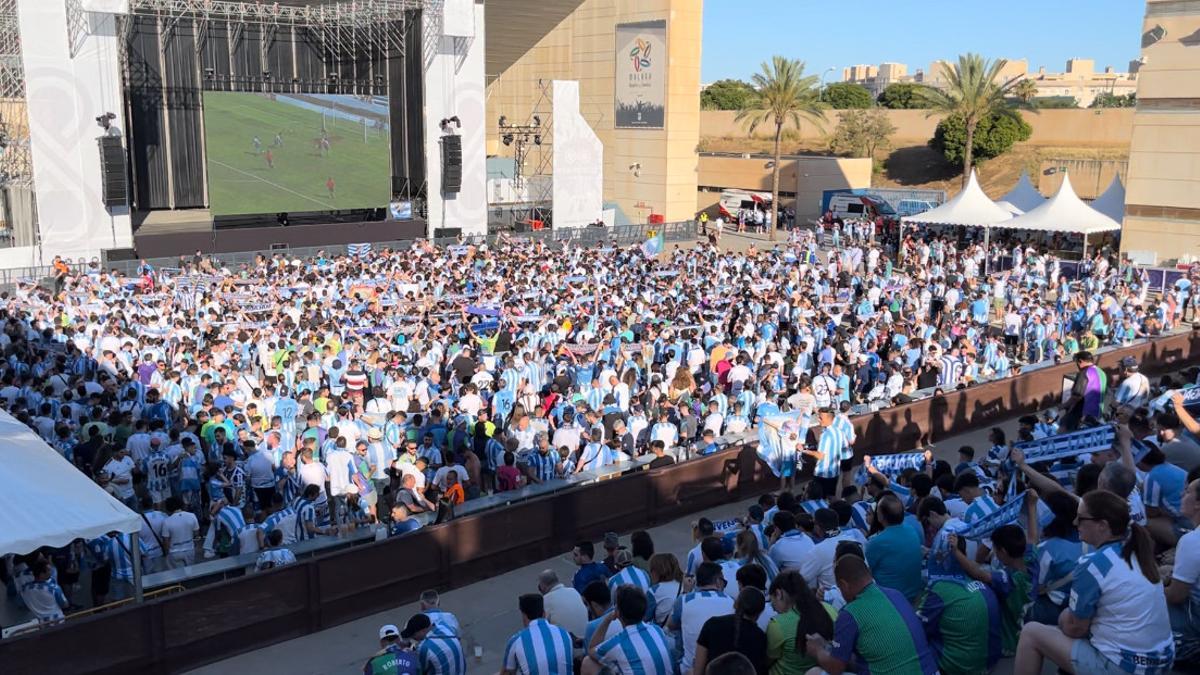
[2,328,1197,674]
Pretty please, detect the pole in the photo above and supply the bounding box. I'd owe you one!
[1081,232,1089,264]
[983,225,990,275]
[131,535,144,603]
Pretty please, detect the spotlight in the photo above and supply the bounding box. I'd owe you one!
[94,112,115,130]
[532,115,541,127]
[329,73,339,82]
[262,70,271,80]
[450,115,461,128]
[502,133,514,146]
[498,115,507,128]
[533,135,541,145]
[203,67,214,79]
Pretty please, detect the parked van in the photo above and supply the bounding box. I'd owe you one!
[717,189,772,219]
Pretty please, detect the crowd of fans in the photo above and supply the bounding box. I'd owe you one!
[1,225,1197,666]
[366,384,1200,675]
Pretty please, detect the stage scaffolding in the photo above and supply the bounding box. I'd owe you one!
[0,0,32,189]
[121,0,423,64]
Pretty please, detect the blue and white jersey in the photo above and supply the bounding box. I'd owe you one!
[813,425,846,478]
[263,507,295,537]
[1036,536,1083,606]
[526,450,557,483]
[607,565,653,603]
[143,450,172,496]
[1143,463,1187,518]
[963,494,1001,525]
[593,622,674,675]
[214,505,246,539]
[294,498,318,541]
[832,413,856,459]
[485,437,506,472]
[425,608,461,633]
[89,533,141,581]
[1069,542,1175,675]
[577,442,618,472]
[418,624,467,675]
[671,590,735,673]
[649,422,677,448]
[503,618,574,675]
[254,548,297,571]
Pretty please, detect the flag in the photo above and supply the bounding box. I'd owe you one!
[757,411,808,477]
[961,491,1030,540]
[854,452,925,486]
[1014,426,1114,466]
[347,243,372,259]
[641,229,665,258]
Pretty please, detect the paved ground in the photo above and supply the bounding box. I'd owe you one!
[189,418,1028,675]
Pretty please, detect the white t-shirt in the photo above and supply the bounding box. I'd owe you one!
[103,456,136,498]
[676,590,735,673]
[161,511,200,553]
[1171,528,1200,607]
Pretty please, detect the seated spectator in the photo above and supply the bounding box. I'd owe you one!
[765,569,835,675]
[671,561,735,674]
[1165,475,1200,663]
[583,585,673,675]
[1015,490,1175,675]
[693,587,768,675]
[865,494,924,604]
[502,594,573,675]
[804,555,938,675]
[255,529,298,571]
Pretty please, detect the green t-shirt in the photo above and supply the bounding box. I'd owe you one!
[918,579,1001,675]
[766,604,838,675]
[990,564,1034,656]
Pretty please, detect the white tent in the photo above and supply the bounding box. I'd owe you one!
[899,170,1014,227]
[999,172,1121,259]
[0,408,141,557]
[1089,174,1126,224]
[1001,172,1122,235]
[999,171,1046,212]
[995,200,1025,216]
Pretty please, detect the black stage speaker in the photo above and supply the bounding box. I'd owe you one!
[434,227,462,239]
[98,135,128,208]
[441,134,462,194]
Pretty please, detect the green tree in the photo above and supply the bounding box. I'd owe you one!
[1034,96,1079,109]
[828,109,897,163]
[736,56,826,241]
[700,79,758,111]
[931,111,1032,165]
[1012,79,1038,104]
[1090,91,1136,108]
[914,53,1025,184]
[877,83,925,109]
[820,82,873,109]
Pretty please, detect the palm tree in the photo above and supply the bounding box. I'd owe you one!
[916,53,1023,185]
[1013,78,1038,105]
[737,56,826,240]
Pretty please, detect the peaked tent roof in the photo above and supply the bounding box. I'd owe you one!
[999,172,1046,212]
[995,200,1025,216]
[1000,172,1122,234]
[1089,174,1126,224]
[900,170,1014,226]
[0,408,140,556]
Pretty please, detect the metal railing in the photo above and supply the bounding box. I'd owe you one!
[0,221,698,288]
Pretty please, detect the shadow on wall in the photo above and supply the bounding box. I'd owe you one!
[883,145,959,186]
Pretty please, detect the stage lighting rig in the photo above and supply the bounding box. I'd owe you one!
[94,112,116,130]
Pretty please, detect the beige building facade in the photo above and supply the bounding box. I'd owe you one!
[696,154,873,220]
[1122,0,1200,264]
[486,0,703,225]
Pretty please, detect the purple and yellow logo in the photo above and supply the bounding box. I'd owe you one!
[629,38,652,72]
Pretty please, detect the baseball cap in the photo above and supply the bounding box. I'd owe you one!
[1119,356,1138,370]
[400,613,431,639]
[603,531,620,550]
[379,624,401,640]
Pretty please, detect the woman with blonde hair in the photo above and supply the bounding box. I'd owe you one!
[647,552,683,626]
[736,528,779,584]
[669,366,695,402]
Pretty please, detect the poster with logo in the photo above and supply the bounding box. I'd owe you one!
[615,20,667,129]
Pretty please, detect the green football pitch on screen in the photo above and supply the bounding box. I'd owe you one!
[202,92,392,217]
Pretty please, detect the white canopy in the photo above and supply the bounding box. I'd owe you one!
[1089,174,1126,224]
[999,171,1046,212]
[0,409,140,556]
[900,170,1013,226]
[1000,172,1122,235]
[995,200,1025,216]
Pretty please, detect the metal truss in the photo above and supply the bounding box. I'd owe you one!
[127,0,421,56]
[65,0,88,58]
[0,0,33,188]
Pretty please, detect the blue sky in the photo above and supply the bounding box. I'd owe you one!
[701,0,1144,83]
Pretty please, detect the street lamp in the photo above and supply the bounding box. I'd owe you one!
[820,66,836,92]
